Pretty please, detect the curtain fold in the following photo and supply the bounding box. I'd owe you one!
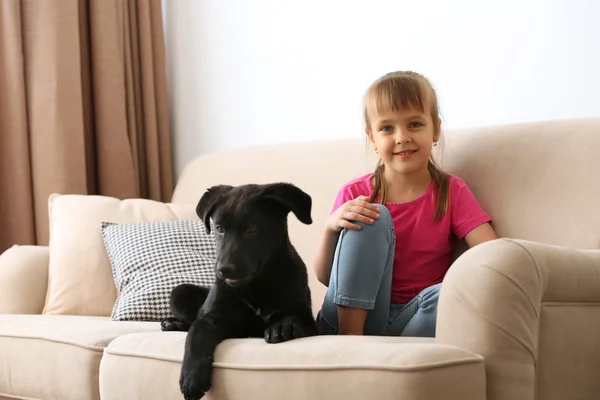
[0,0,37,248]
[0,0,173,254]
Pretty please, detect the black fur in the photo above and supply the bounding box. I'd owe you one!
[161,182,318,400]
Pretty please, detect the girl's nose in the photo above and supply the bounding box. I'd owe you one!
[395,129,411,143]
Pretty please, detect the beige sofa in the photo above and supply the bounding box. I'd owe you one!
[1,118,599,400]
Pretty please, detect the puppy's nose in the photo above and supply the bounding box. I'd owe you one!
[217,264,236,279]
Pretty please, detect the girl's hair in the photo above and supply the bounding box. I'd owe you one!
[364,71,450,221]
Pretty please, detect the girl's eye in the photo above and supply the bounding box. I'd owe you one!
[380,125,393,132]
[409,122,423,128]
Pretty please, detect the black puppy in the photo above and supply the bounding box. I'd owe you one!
[161,182,318,400]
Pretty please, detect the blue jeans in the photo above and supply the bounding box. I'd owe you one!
[316,204,441,337]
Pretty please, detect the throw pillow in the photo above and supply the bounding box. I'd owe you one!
[101,219,217,321]
[43,193,199,317]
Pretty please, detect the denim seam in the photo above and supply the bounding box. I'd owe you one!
[318,312,338,332]
[332,228,346,307]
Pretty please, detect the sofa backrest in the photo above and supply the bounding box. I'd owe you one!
[171,118,600,313]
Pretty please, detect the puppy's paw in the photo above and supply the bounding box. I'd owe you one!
[161,317,190,332]
[160,317,180,331]
[264,316,312,343]
[179,357,213,400]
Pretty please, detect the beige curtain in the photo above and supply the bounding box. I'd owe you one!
[0,0,173,254]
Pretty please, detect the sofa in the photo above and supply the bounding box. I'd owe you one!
[1,118,599,400]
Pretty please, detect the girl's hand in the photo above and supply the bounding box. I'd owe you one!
[327,195,380,232]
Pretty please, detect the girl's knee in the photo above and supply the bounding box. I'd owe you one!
[343,203,393,236]
[418,283,442,309]
[371,203,393,225]
[424,283,442,299]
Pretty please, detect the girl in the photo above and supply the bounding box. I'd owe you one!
[313,71,498,337]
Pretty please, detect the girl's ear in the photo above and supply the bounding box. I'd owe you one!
[366,129,377,150]
[433,117,442,140]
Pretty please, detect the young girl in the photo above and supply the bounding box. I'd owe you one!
[313,71,498,337]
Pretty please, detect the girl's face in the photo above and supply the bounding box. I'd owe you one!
[366,103,440,178]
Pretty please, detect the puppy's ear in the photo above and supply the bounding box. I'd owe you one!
[261,183,312,225]
[196,185,234,233]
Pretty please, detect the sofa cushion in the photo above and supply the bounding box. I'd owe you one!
[99,332,486,400]
[0,245,49,314]
[100,220,216,321]
[43,193,198,317]
[0,314,159,400]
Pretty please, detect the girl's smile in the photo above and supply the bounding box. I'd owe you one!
[393,149,417,158]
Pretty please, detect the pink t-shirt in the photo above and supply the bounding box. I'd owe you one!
[331,173,492,304]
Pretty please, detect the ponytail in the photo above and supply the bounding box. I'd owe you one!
[368,161,386,204]
[427,158,450,220]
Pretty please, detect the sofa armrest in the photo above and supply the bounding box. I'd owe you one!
[436,238,600,400]
[0,245,49,314]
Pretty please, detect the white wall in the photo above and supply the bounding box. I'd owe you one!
[163,0,600,178]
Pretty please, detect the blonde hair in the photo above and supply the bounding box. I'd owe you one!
[364,71,450,221]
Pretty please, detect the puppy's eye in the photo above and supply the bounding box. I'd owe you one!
[244,226,258,235]
[215,225,224,235]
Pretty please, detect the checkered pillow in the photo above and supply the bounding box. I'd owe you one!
[100,220,216,321]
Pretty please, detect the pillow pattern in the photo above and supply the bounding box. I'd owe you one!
[100,219,217,321]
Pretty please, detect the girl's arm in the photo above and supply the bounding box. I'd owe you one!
[464,222,499,248]
[313,228,340,286]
